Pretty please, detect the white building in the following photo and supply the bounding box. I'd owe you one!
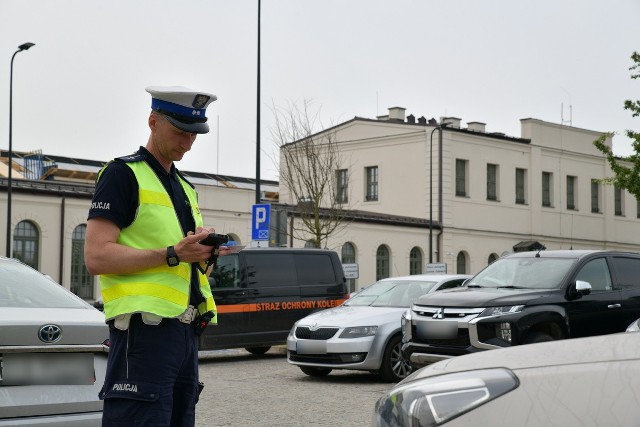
[0,108,635,299]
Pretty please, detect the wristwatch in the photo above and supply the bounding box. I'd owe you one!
[166,246,180,267]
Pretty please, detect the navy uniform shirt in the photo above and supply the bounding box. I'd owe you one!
[88,146,203,307]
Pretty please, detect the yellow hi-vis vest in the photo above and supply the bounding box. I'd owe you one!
[98,160,216,321]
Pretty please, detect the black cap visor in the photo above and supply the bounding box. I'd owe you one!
[165,115,210,134]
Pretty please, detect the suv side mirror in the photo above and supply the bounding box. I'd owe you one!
[567,280,592,300]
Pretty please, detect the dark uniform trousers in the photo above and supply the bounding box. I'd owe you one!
[100,313,199,427]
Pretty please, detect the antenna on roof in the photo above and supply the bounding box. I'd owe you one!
[561,102,572,127]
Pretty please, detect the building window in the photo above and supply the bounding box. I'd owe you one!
[591,179,600,213]
[487,164,499,201]
[71,224,93,299]
[376,245,390,280]
[456,251,467,274]
[488,253,499,264]
[13,220,39,269]
[455,159,467,197]
[341,242,356,293]
[365,166,378,202]
[566,175,577,210]
[515,168,526,204]
[409,247,422,275]
[304,239,318,248]
[615,186,624,216]
[637,198,640,219]
[542,172,552,207]
[336,169,348,204]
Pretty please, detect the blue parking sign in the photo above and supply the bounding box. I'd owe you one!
[252,204,270,241]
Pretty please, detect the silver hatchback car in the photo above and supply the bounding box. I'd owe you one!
[287,274,471,382]
[0,257,109,426]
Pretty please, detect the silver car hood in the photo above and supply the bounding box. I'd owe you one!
[408,332,638,381]
[296,305,406,327]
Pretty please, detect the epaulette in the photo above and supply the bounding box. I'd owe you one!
[115,153,145,163]
[176,169,195,189]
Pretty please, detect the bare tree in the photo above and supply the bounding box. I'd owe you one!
[270,100,351,249]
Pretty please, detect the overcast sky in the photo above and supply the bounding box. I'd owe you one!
[1,0,639,181]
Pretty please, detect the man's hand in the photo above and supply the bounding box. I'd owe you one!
[177,229,217,264]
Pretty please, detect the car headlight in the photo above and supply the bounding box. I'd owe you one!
[479,305,524,317]
[339,326,378,338]
[373,368,518,427]
[401,309,411,342]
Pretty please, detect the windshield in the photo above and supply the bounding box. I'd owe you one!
[467,257,577,290]
[345,279,438,307]
[0,259,89,308]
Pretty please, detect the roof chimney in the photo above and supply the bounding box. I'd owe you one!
[441,117,461,129]
[467,121,486,133]
[417,116,427,125]
[388,107,406,122]
[406,114,415,124]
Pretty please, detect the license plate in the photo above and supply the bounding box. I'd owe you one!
[1,352,96,386]
[417,321,458,339]
[297,340,327,354]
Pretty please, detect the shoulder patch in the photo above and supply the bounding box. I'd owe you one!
[116,153,145,163]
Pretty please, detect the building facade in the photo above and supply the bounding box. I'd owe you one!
[1,108,636,300]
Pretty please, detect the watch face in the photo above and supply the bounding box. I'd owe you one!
[168,256,179,266]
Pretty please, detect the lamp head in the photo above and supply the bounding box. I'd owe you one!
[18,43,35,51]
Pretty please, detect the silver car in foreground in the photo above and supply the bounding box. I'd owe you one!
[287,274,471,382]
[373,331,640,426]
[0,257,109,426]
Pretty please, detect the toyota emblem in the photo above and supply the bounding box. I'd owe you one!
[38,324,62,343]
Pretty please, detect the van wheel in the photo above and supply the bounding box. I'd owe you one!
[245,346,271,355]
[299,366,332,377]
[379,335,413,383]
[523,332,554,344]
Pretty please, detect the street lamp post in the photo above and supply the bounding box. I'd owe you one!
[6,42,35,258]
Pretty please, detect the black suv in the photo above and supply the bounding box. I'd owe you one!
[402,250,640,367]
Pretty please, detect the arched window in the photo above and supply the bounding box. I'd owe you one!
[341,242,357,293]
[71,224,93,298]
[13,220,39,269]
[410,247,422,275]
[488,253,499,265]
[376,245,390,280]
[456,251,467,274]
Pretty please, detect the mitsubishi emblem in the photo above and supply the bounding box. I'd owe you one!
[432,308,445,319]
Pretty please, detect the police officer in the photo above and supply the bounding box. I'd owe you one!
[85,86,230,426]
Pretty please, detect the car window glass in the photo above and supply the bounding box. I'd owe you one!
[245,253,297,287]
[575,258,612,291]
[438,279,465,290]
[211,254,240,288]
[0,261,87,308]
[468,257,575,289]
[610,256,640,290]
[345,280,437,307]
[296,254,336,285]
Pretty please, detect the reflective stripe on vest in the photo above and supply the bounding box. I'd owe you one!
[99,161,216,320]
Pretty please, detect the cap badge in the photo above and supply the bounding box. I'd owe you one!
[192,94,211,109]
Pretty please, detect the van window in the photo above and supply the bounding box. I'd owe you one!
[246,253,297,287]
[296,254,337,285]
[212,254,240,288]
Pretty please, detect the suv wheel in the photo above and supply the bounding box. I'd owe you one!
[523,332,554,344]
[379,335,413,383]
[245,346,271,355]
[299,366,332,377]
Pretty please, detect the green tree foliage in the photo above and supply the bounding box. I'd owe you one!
[593,52,640,198]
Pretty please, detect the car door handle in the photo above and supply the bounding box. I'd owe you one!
[607,304,622,309]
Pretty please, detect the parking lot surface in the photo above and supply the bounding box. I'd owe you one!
[196,348,393,426]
